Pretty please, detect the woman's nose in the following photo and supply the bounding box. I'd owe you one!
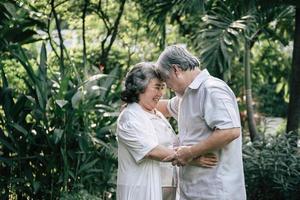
[157,89,163,96]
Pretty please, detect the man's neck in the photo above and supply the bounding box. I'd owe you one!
[184,68,201,87]
[176,68,201,96]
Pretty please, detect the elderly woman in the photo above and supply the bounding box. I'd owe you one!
[116,62,217,200]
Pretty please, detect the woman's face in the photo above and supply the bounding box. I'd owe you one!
[138,78,165,112]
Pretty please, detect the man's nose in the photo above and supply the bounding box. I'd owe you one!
[165,82,170,89]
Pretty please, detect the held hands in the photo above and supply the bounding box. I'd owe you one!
[163,146,193,166]
[163,146,218,167]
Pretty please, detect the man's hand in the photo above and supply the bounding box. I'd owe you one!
[163,147,218,168]
[190,153,218,168]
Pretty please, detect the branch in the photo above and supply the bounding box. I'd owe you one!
[50,0,65,76]
[95,0,112,30]
[46,11,59,59]
[100,0,126,65]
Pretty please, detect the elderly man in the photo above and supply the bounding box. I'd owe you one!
[156,45,246,200]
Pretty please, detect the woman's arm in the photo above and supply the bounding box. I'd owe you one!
[146,145,218,168]
[145,145,175,161]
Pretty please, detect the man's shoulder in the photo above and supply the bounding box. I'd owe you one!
[198,77,236,99]
[202,76,226,88]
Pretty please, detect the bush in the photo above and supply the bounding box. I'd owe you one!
[256,83,288,117]
[243,132,300,200]
[0,44,119,199]
[61,190,101,200]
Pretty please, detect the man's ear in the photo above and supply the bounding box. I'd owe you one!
[172,64,182,77]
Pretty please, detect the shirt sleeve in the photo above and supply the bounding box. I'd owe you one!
[203,87,241,130]
[117,113,158,163]
[167,96,180,120]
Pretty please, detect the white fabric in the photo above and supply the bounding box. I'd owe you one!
[117,103,178,200]
[168,69,246,200]
[145,111,178,187]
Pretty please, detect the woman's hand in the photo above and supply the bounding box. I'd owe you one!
[189,153,218,168]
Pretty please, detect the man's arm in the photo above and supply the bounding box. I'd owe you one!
[167,128,240,165]
[190,128,240,156]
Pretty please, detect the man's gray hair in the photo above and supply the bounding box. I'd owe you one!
[156,45,200,79]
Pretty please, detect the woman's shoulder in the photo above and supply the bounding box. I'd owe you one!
[118,103,147,122]
[117,103,155,134]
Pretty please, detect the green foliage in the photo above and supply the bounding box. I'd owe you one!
[0,0,45,51]
[136,0,203,49]
[1,0,299,199]
[195,1,255,80]
[243,132,300,200]
[251,40,291,117]
[61,189,102,200]
[0,43,119,199]
[0,58,28,93]
[256,84,288,117]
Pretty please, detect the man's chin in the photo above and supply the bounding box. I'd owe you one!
[175,92,183,97]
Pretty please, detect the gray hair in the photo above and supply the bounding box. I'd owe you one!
[121,62,161,103]
[156,45,200,79]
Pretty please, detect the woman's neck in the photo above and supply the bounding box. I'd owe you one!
[139,103,155,114]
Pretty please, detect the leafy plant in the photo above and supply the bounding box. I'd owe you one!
[61,189,101,200]
[251,41,291,117]
[0,42,119,199]
[0,0,45,51]
[243,132,300,200]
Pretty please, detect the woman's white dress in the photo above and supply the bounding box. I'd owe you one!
[117,103,178,200]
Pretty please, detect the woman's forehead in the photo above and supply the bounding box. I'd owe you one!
[149,78,165,86]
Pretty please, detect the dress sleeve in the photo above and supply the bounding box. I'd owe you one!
[117,113,158,163]
[203,87,241,130]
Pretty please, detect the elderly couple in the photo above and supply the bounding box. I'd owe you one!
[116,45,246,200]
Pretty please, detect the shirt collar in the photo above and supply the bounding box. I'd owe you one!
[188,69,210,90]
[128,102,160,120]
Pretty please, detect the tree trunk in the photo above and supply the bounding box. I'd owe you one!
[244,39,259,141]
[286,7,300,134]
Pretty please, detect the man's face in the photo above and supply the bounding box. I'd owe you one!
[163,66,185,95]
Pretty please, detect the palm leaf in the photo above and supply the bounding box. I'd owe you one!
[194,1,256,79]
[137,0,205,47]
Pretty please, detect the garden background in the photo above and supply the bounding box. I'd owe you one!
[0,0,300,199]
